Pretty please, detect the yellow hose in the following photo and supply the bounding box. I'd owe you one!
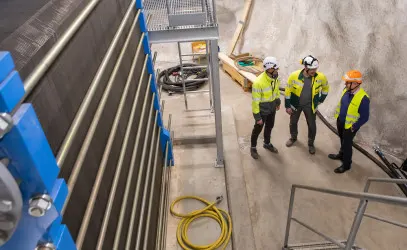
[170,195,232,250]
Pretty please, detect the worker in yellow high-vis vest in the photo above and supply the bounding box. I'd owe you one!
[285,55,329,154]
[250,57,281,159]
[329,70,370,173]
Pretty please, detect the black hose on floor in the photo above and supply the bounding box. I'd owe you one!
[158,63,208,93]
[278,87,407,195]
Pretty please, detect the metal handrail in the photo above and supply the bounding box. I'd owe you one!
[283,181,407,250]
[293,184,407,206]
[291,218,346,249]
[360,212,407,229]
[364,177,407,192]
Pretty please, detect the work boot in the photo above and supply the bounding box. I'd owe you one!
[328,153,343,160]
[263,143,278,153]
[286,138,297,147]
[250,147,259,159]
[334,165,351,174]
[308,145,316,155]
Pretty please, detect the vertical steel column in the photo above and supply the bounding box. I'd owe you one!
[209,39,224,167]
[206,40,213,110]
[177,42,188,109]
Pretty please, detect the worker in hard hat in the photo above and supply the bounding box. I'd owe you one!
[250,56,281,159]
[285,55,329,154]
[329,70,370,173]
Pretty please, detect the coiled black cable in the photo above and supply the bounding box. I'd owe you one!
[158,63,208,93]
[278,87,407,196]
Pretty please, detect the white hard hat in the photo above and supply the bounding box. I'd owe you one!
[263,56,279,70]
[301,55,319,69]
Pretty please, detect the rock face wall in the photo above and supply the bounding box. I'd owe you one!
[217,0,407,159]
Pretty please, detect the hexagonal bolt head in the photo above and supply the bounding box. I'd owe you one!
[28,195,52,217]
[35,242,56,250]
[0,200,12,213]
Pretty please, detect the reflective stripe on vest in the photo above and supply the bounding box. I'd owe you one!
[334,88,368,129]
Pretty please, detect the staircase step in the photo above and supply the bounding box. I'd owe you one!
[286,241,363,250]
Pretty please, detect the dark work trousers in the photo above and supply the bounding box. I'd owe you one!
[337,119,358,168]
[251,112,276,148]
[289,106,316,145]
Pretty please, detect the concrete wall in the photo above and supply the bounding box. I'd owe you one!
[217,0,407,160]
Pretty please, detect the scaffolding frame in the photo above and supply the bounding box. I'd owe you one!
[145,0,224,167]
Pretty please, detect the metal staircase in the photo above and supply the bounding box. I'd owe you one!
[283,178,407,250]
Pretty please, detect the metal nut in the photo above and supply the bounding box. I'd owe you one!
[35,242,56,250]
[28,194,52,217]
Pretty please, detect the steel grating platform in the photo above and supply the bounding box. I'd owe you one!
[144,0,219,43]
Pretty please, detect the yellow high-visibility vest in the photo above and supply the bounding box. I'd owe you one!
[285,69,329,113]
[334,87,369,129]
[252,72,280,114]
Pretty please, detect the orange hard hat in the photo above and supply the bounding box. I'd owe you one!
[342,70,362,83]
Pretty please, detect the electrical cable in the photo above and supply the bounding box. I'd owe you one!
[158,63,208,93]
[170,195,232,250]
[233,56,263,75]
[278,87,407,196]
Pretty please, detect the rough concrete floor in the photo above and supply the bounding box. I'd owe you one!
[219,70,407,250]
[160,65,407,250]
[161,80,232,250]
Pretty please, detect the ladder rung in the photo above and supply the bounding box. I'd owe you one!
[183,78,208,83]
[186,90,209,94]
[181,53,207,56]
[182,66,207,70]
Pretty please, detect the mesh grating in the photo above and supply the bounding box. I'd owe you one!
[144,0,216,31]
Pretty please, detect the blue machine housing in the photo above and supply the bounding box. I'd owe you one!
[0,0,174,248]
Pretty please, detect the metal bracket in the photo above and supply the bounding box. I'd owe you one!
[0,113,13,139]
[215,159,224,168]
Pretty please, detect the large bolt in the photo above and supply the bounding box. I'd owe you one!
[28,194,52,217]
[0,200,12,213]
[35,242,56,250]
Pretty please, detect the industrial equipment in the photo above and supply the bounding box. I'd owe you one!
[0,0,190,248]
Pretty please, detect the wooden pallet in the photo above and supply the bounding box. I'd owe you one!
[219,52,258,92]
[222,62,252,91]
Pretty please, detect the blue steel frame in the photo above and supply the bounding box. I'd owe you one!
[0,0,173,249]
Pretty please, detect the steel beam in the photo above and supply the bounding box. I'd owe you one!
[209,39,224,167]
[149,26,219,44]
